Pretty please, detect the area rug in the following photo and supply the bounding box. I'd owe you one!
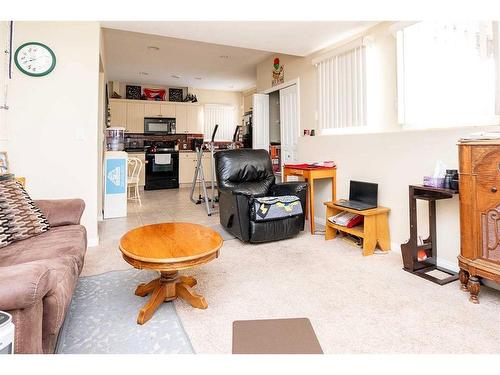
[232,318,323,354]
[56,269,194,354]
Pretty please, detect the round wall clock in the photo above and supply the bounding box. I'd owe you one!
[14,42,56,77]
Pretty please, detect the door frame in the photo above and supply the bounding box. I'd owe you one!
[260,78,301,142]
[260,78,301,177]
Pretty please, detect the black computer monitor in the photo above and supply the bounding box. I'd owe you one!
[349,181,378,206]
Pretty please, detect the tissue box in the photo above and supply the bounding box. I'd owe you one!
[423,176,445,188]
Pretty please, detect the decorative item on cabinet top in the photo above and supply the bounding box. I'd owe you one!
[144,88,166,101]
[126,85,141,100]
[169,88,184,102]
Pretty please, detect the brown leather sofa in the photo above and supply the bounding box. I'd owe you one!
[0,199,87,354]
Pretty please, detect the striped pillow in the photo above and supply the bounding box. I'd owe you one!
[0,177,50,248]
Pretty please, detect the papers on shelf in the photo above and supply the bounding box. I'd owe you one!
[285,161,336,168]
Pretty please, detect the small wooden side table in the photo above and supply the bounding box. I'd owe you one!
[283,166,336,234]
[119,222,223,325]
[401,185,459,285]
[324,201,391,256]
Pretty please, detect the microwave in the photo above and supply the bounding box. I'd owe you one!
[144,117,176,134]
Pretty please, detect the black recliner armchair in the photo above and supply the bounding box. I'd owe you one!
[214,149,308,243]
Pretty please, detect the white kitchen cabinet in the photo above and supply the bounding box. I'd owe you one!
[109,100,127,127]
[144,102,162,118]
[126,102,145,133]
[201,153,213,182]
[144,102,176,118]
[161,103,176,118]
[179,152,213,184]
[187,105,204,134]
[175,105,188,133]
[179,153,196,183]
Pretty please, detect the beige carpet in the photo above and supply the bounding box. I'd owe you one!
[83,188,500,354]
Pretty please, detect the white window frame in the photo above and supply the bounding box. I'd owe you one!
[396,21,500,130]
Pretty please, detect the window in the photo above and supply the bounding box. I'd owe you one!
[397,21,500,128]
[203,104,237,141]
[315,39,367,132]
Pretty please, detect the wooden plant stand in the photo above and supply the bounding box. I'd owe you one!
[401,185,459,285]
[324,201,390,256]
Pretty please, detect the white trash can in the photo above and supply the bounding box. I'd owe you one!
[104,151,128,219]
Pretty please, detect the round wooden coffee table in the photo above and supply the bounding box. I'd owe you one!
[119,222,223,325]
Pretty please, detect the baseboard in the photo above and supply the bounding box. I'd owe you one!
[88,237,99,247]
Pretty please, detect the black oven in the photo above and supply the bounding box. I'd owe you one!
[145,142,179,190]
[144,117,176,134]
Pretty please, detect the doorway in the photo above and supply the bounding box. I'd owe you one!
[252,79,300,181]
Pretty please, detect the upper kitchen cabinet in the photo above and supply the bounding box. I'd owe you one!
[187,105,203,134]
[109,100,127,127]
[126,102,145,133]
[143,102,176,118]
[144,102,162,117]
[175,105,188,133]
[160,103,176,118]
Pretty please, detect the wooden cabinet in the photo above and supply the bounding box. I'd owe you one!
[458,141,500,303]
[126,102,145,133]
[176,105,188,133]
[127,152,146,187]
[109,100,127,127]
[187,105,203,134]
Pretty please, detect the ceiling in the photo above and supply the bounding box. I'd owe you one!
[102,28,271,91]
[101,21,379,57]
[101,21,379,92]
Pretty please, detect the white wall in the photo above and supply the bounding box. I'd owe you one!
[299,125,500,268]
[256,21,500,269]
[255,22,397,133]
[4,21,101,245]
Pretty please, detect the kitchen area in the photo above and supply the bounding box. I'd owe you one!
[102,82,254,219]
[98,26,264,219]
[108,96,207,190]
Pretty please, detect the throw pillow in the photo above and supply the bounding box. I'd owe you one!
[0,178,50,248]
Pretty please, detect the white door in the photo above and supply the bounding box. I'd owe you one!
[279,84,299,167]
[252,94,269,150]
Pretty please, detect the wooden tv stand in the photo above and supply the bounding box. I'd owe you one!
[324,201,391,256]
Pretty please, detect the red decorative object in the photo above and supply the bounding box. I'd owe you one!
[144,88,166,101]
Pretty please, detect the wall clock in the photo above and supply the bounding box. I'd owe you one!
[14,42,56,77]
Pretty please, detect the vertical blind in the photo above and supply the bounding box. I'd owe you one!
[203,104,237,141]
[317,44,367,130]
